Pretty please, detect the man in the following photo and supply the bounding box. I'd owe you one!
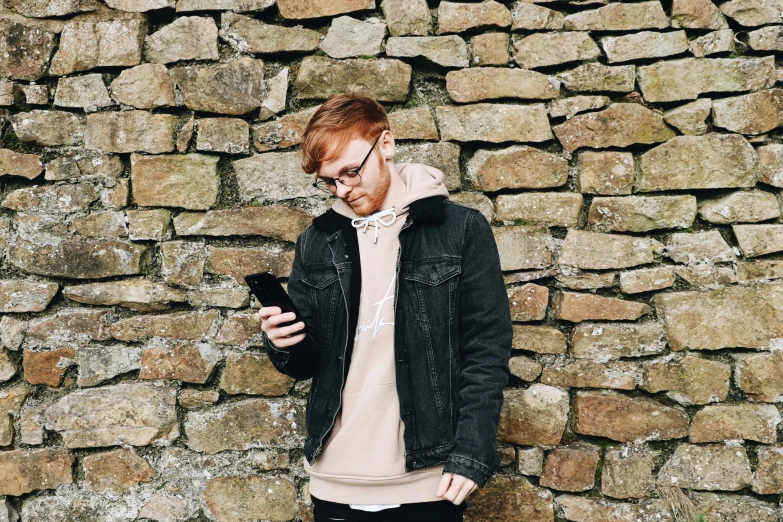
[259,93,512,522]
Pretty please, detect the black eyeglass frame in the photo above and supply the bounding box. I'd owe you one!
[312,133,383,194]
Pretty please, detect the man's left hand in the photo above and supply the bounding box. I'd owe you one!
[436,472,478,505]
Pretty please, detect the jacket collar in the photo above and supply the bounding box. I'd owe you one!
[312,195,447,234]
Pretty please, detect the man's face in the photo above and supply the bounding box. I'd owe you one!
[317,134,392,217]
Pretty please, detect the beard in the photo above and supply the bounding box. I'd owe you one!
[351,153,391,217]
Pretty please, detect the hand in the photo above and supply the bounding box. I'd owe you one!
[435,472,478,505]
[258,306,306,349]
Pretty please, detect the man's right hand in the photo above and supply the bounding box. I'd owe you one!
[259,307,306,349]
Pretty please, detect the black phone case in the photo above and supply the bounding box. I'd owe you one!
[245,272,306,332]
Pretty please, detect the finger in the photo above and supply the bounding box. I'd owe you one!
[443,476,465,503]
[452,481,474,505]
[271,332,306,348]
[435,473,452,497]
[277,321,305,338]
[257,306,282,319]
[268,312,298,326]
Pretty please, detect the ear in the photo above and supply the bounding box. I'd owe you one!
[379,129,395,161]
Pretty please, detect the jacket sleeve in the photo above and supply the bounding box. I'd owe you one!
[442,210,513,487]
[263,228,321,381]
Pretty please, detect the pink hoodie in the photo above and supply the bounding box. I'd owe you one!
[304,163,450,505]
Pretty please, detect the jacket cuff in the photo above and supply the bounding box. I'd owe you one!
[442,453,495,487]
[263,332,290,362]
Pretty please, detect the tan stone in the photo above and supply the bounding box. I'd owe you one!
[85,110,178,153]
[0,19,56,81]
[540,446,599,492]
[11,110,84,146]
[558,230,664,269]
[657,444,752,491]
[180,388,220,409]
[195,117,249,154]
[555,272,616,291]
[492,226,553,271]
[130,153,219,210]
[557,63,636,93]
[511,3,564,30]
[140,343,220,383]
[619,266,676,294]
[204,475,297,522]
[437,1,511,33]
[496,192,582,227]
[749,25,783,50]
[738,259,783,282]
[507,283,548,322]
[638,133,759,192]
[386,36,469,68]
[672,0,728,28]
[171,57,265,115]
[2,183,98,213]
[553,103,676,153]
[548,95,610,120]
[447,68,558,103]
[321,16,386,58]
[469,33,509,65]
[184,398,305,453]
[295,56,411,102]
[675,264,737,288]
[436,103,552,143]
[601,31,689,63]
[497,385,569,445]
[666,230,736,264]
[5,0,97,18]
[512,32,600,69]
[53,73,112,111]
[576,151,634,195]
[395,142,461,191]
[0,349,16,383]
[735,351,783,402]
[26,308,111,342]
[277,0,374,19]
[712,88,783,134]
[0,280,58,312]
[602,445,658,499]
[0,449,73,496]
[509,355,542,382]
[251,106,318,152]
[207,247,294,284]
[564,1,669,30]
[512,325,566,354]
[641,354,730,405]
[0,149,42,179]
[176,0,274,11]
[83,448,156,494]
[187,287,249,309]
[388,108,438,140]
[464,476,553,522]
[215,312,266,347]
[50,18,146,75]
[555,495,646,522]
[144,16,218,64]
[752,447,783,494]
[173,206,312,243]
[259,67,288,120]
[663,98,711,135]
[128,209,173,241]
[541,360,638,390]
[588,195,697,232]
[76,344,143,387]
[759,143,783,187]
[655,283,783,350]
[110,309,220,341]
[638,57,775,102]
[71,210,128,238]
[220,13,319,54]
[720,0,783,25]
[699,190,780,223]
[554,292,650,322]
[691,404,780,443]
[468,145,568,191]
[220,352,294,396]
[380,0,430,36]
[574,390,689,442]
[22,348,75,387]
[449,192,493,222]
[46,382,179,448]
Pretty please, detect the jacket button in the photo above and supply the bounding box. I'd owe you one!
[412,460,419,467]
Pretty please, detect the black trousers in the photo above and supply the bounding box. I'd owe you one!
[312,495,467,522]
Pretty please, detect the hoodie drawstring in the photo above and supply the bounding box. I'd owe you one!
[351,206,397,244]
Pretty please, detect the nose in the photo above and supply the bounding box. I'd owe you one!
[334,182,352,199]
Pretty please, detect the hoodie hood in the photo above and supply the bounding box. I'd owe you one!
[331,162,450,221]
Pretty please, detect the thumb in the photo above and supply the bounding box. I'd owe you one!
[436,472,452,497]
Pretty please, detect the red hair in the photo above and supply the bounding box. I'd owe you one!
[301,93,390,174]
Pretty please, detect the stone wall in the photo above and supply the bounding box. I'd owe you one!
[1,0,783,520]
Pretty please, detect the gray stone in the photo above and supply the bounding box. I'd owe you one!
[277,0,375,19]
[557,63,636,93]
[196,118,250,154]
[666,230,736,264]
[559,230,664,269]
[511,3,564,30]
[176,0,274,11]
[664,98,711,135]
[295,56,411,102]
[219,13,319,54]
[720,0,783,26]
[748,25,783,50]
[571,322,667,362]
[385,36,469,68]
[0,280,58,313]
[63,278,186,312]
[11,110,84,146]
[50,18,147,76]
[699,189,780,223]
[4,0,98,17]
[601,31,689,63]
[321,16,386,58]
[689,29,736,57]
[380,0,430,36]
[145,16,219,63]
[85,110,178,153]
[435,103,552,143]
[564,1,669,30]
[76,344,143,387]
[548,95,610,120]
[587,195,697,232]
[437,1,511,33]
[394,142,461,191]
[446,67,559,103]
[171,57,265,115]
[492,226,553,271]
[234,151,320,202]
[53,73,112,111]
[734,224,783,257]
[658,444,752,490]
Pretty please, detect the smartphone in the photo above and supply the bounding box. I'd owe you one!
[245,272,307,332]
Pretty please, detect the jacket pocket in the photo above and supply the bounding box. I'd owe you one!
[404,258,461,325]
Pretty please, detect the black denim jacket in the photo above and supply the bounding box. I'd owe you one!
[263,195,512,487]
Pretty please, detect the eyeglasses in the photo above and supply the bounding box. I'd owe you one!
[312,134,382,195]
